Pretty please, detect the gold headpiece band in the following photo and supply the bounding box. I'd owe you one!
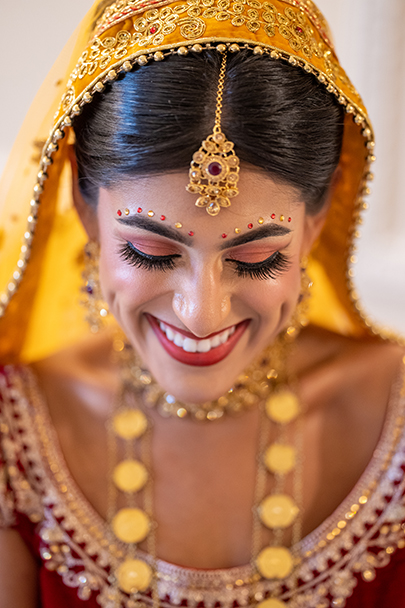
[186,52,240,216]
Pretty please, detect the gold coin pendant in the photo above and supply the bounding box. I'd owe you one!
[113,409,148,439]
[257,598,288,608]
[265,390,300,424]
[112,507,150,543]
[116,558,152,593]
[264,443,296,474]
[259,494,299,529]
[113,459,148,493]
[256,546,294,579]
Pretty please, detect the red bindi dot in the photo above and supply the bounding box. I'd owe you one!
[137,207,142,213]
[271,213,276,220]
[222,233,227,239]
[160,215,166,221]
[117,210,122,216]
[188,231,194,236]
[248,223,253,229]
[288,217,292,222]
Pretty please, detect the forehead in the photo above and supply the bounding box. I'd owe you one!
[102,169,304,225]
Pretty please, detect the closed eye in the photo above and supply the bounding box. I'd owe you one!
[119,241,290,280]
[119,241,180,271]
[226,251,291,280]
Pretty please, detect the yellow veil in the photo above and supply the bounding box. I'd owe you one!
[0,0,398,364]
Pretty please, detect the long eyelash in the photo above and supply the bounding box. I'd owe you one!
[229,252,291,280]
[119,242,180,272]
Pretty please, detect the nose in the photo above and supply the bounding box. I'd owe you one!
[172,263,231,338]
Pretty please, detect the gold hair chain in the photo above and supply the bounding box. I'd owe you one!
[186,53,240,216]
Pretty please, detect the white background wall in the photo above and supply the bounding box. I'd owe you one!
[1,0,404,333]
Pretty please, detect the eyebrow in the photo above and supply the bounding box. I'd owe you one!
[116,215,193,246]
[219,224,291,250]
[116,214,291,248]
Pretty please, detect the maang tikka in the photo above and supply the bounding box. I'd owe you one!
[186,53,240,216]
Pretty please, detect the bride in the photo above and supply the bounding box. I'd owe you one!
[0,1,404,606]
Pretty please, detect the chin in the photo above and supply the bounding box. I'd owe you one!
[124,315,275,404]
[148,361,240,404]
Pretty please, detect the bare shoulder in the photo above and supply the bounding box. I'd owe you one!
[29,333,119,517]
[288,328,405,535]
[295,324,405,420]
[30,331,119,425]
[297,324,404,377]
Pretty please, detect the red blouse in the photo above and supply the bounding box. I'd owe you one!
[1,365,405,608]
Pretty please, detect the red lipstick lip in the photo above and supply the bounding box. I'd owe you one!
[146,314,250,367]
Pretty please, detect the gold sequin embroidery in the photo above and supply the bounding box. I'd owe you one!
[94,0,334,48]
[68,0,336,87]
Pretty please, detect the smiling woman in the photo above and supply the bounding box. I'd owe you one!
[76,170,321,404]
[0,1,405,608]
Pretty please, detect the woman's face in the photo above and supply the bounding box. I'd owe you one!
[82,169,325,403]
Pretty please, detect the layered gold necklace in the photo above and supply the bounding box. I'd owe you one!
[107,322,304,608]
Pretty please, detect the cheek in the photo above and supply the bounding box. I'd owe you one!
[238,263,302,319]
[97,238,165,310]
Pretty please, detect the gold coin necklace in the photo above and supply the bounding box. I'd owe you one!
[253,388,303,608]
[251,332,303,608]
[107,384,158,604]
[108,337,303,607]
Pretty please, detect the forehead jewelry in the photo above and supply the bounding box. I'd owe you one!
[186,53,240,216]
[116,208,195,236]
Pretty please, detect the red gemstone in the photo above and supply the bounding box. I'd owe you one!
[160,215,166,221]
[150,26,157,34]
[117,209,122,216]
[208,161,222,177]
[288,217,292,222]
[271,213,276,219]
[248,223,253,229]
[222,233,227,239]
[296,26,303,34]
[137,207,142,213]
[188,231,194,236]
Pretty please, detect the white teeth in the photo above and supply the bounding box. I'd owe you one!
[197,339,211,353]
[219,330,230,344]
[174,333,184,347]
[158,321,237,354]
[165,326,175,341]
[183,338,198,353]
[210,334,221,348]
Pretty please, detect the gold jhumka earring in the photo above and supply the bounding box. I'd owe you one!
[186,53,240,216]
[81,241,109,333]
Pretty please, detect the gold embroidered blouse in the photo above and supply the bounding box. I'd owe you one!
[1,364,405,607]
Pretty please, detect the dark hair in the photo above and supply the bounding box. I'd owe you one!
[74,50,344,214]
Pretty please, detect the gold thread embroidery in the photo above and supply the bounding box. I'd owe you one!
[94,0,334,49]
[68,0,337,85]
[2,365,405,607]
